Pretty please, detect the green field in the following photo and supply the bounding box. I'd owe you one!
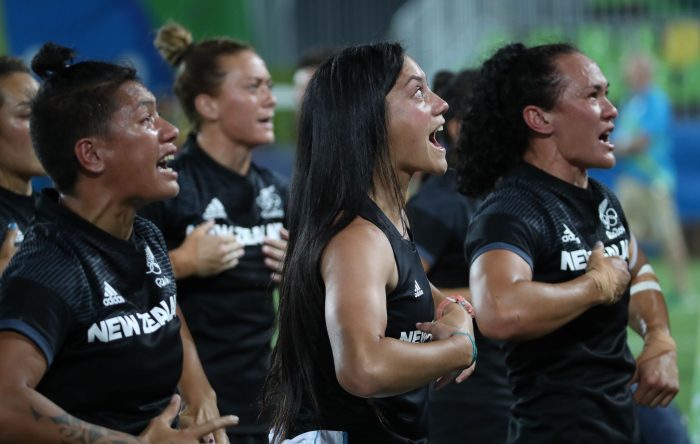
[626,258,700,440]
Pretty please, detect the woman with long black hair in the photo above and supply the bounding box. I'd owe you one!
[263,42,476,444]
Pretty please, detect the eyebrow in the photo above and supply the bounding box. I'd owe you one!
[404,74,424,87]
[137,99,156,109]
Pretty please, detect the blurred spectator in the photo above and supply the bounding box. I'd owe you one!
[614,53,694,298]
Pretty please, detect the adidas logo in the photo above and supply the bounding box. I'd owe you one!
[561,224,580,244]
[414,280,424,298]
[103,282,126,307]
[202,198,228,221]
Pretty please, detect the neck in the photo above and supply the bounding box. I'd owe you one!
[196,126,253,176]
[524,144,589,189]
[60,183,135,240]
[0,168,32,196]
[370,171,410,232]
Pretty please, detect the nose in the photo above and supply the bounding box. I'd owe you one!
[158,116,179,143]
[263,85,277,108]
[433,91,449,116]
[602,96,618,120]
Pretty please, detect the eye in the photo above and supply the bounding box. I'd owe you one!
[142,114,156,124]
[415,86,426,100]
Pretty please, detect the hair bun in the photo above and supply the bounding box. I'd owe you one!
[154,22,193,67]
[31,42,75,80]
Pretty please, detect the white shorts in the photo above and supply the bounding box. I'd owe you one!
[270,430,348,444]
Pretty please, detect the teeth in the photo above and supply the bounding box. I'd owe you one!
[437,125,443,132]
[164,154,175,161]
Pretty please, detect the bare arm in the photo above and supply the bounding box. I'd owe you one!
[0,331,236,444]
[177,306,234,444]
[469,242,630,341]
[323,219,474,399]
[626,238,678,407]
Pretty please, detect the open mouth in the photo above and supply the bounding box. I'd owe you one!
[157,154,175,171]
[258,116,274,126]
[599,128,614,147]
[429,125,444,148]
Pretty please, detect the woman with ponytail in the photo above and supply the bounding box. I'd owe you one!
[141,22,288,444]
[262,42,476,444]
[0,42,235,443]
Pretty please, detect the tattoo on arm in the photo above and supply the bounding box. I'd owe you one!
[29,405,140,444]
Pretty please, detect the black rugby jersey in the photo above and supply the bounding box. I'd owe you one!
[294,198,433,444]
[465,163,637,444]
[140,134,288,434]
[0,185,36,250]
[406,169,512,444]
[0,189,182,435]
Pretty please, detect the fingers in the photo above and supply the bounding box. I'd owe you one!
[415,321,435,334]
[262,240,286,261]
[187,415,239,439]
[1,224,18,254]
[280,227,289,240]
[213,428,230,444]
[196,220,216,234]
[455,364,475,384]
[157,394,183,425]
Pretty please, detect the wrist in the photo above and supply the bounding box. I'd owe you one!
[436,295,469,320]
[584,271,608,305]
[450,331,477,368]
[170,248,194,279]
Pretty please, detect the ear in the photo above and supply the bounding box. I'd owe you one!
[523,105,553,135]
[194,93,220,121]
[74,138,106,175]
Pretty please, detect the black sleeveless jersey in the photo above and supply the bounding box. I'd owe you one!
[406,170,513,444]
[140,134,288,434]
[293,199,434,443]
[465,164,638,443]
[0,185,36,250]
[0,189,182,434]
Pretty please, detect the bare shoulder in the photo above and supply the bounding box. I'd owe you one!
[321,216,394,281]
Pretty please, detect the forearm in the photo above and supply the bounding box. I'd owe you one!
[0,386,140,444]
[335,333,473,398]
[475,274,601,341]
[177,306,215,404]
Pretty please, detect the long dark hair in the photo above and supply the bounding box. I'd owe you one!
[456,42,578,197]
[262,42,406,442]
[30,43,137,193]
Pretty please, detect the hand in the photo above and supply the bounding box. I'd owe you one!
[415,317,476,389]
[174,221,245,278]
[263,227,288,283]
[0,223,19,273]
[139,394,238,444]
[630,331,679,408]
[586,241,630,305]
[179,392,229,444]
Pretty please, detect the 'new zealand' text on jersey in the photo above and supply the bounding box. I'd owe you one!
[465,164,637,444]
[406,170,512,444]
[0,185,36,251]
[294,199,434,444]
[0,189,182,435]
[139,134,288,434]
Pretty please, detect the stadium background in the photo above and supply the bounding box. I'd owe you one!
[3,0,700,440]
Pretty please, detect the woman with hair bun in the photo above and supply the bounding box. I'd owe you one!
[0,55,43,274]
[141,22,288,444]
[0,42,236,443]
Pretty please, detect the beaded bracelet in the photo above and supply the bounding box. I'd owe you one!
[436,294,470,320]
[451,331,477,368]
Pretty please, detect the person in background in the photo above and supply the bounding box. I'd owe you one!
[458,42,678,443]
[614,52,692,444]
[614,53,693,299]
[143,22,288,444]
[264,42,476,444]
[0,55,43,274]
[406,68,513,444]
[0,42,236,443]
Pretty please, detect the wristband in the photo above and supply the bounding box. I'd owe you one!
[436,294,470,320]
[637,332,677,366]
[450,331,477,367]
